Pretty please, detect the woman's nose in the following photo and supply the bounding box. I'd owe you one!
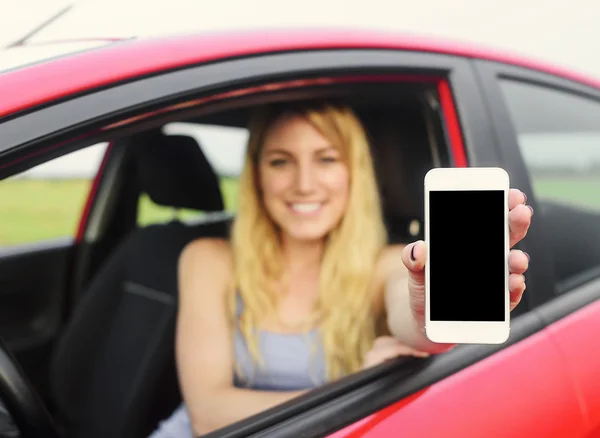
[295,163,317,193]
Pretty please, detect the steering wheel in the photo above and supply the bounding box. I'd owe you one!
[0,337,61,438]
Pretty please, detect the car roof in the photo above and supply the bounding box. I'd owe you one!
[1,27,599,119]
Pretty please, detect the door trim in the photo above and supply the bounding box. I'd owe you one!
[1,48,472,177]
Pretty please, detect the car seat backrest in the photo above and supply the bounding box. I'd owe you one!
[358,106,433,243]
[49,131,230,438]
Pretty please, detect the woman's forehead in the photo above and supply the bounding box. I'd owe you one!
[262,113,332,152]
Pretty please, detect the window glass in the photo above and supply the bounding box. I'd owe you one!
[500,79,600,289]
[0,142,108,247]
[136,123,246,226]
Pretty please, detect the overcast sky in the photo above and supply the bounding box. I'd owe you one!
[1,0,600,78]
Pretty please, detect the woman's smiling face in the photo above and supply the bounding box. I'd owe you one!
[258,112,350,243]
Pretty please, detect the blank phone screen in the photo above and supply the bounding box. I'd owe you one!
[429,190,506,322]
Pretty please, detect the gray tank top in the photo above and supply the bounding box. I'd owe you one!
[147,295,328,438]
[232,294,327,391]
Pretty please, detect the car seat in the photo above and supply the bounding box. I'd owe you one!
[48,131,231,438]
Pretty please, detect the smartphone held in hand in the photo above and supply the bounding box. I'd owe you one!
[424,167,510,344]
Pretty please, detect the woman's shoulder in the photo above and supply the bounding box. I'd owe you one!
[178,237,234,280]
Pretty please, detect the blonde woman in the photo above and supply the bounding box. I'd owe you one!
[150,102,532,437]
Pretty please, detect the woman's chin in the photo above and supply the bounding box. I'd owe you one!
[282,227,331,243]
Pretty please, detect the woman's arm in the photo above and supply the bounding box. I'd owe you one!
[384,266,455,354]
[176,238,307,436]
[377,245,455,354]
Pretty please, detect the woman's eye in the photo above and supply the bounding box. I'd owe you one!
[269,158,287,167]
[320,156,337,163]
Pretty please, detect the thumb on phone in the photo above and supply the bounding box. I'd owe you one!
[402,240,427,274]
[402,241,427,318]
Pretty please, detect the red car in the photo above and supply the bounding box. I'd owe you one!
[1,28,600,438]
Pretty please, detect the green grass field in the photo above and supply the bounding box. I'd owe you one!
[0,176,598,247]
[0,178,240,246]
[532,177,600,209]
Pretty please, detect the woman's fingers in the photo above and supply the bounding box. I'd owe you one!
[508,249,529,274]
[509,273,526,310]
[509,189,533,248]
[509,204,533,247]
[508,188,527,210]
[508,249,528,309]
[402,240,426,274]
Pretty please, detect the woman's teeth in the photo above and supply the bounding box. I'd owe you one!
[290,203,321,213]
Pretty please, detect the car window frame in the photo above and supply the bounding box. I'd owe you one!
[470,59,600,308]
[0,47,523,438]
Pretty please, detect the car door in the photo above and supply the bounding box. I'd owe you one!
[215,60,587,438]
[472,59,600,437]
[0,35,586,438]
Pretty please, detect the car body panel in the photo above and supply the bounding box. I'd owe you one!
[546,298,600,432]
[330,309,596,437]
[0,27,599,438]
[378,332,583,437]
[2,28,600,119]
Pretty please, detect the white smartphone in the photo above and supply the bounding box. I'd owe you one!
[424,167,510,344]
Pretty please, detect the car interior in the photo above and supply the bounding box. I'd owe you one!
[0,77,551,438]
[49,89,443,438]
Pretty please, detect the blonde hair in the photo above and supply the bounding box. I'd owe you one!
[229,101,388,381]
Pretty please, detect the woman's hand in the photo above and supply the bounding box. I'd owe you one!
[363,336,430,370]
[402,188,533,322]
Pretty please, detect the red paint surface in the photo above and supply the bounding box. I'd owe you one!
[1,28,599,118]
[331,301,600,437]
[437,80,468,167]
[330,329,585,437]
[545,298,600,435]
[75,142,113,243]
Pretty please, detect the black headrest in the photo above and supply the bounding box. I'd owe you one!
[133,131,224,212]
[358,108,430,243]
